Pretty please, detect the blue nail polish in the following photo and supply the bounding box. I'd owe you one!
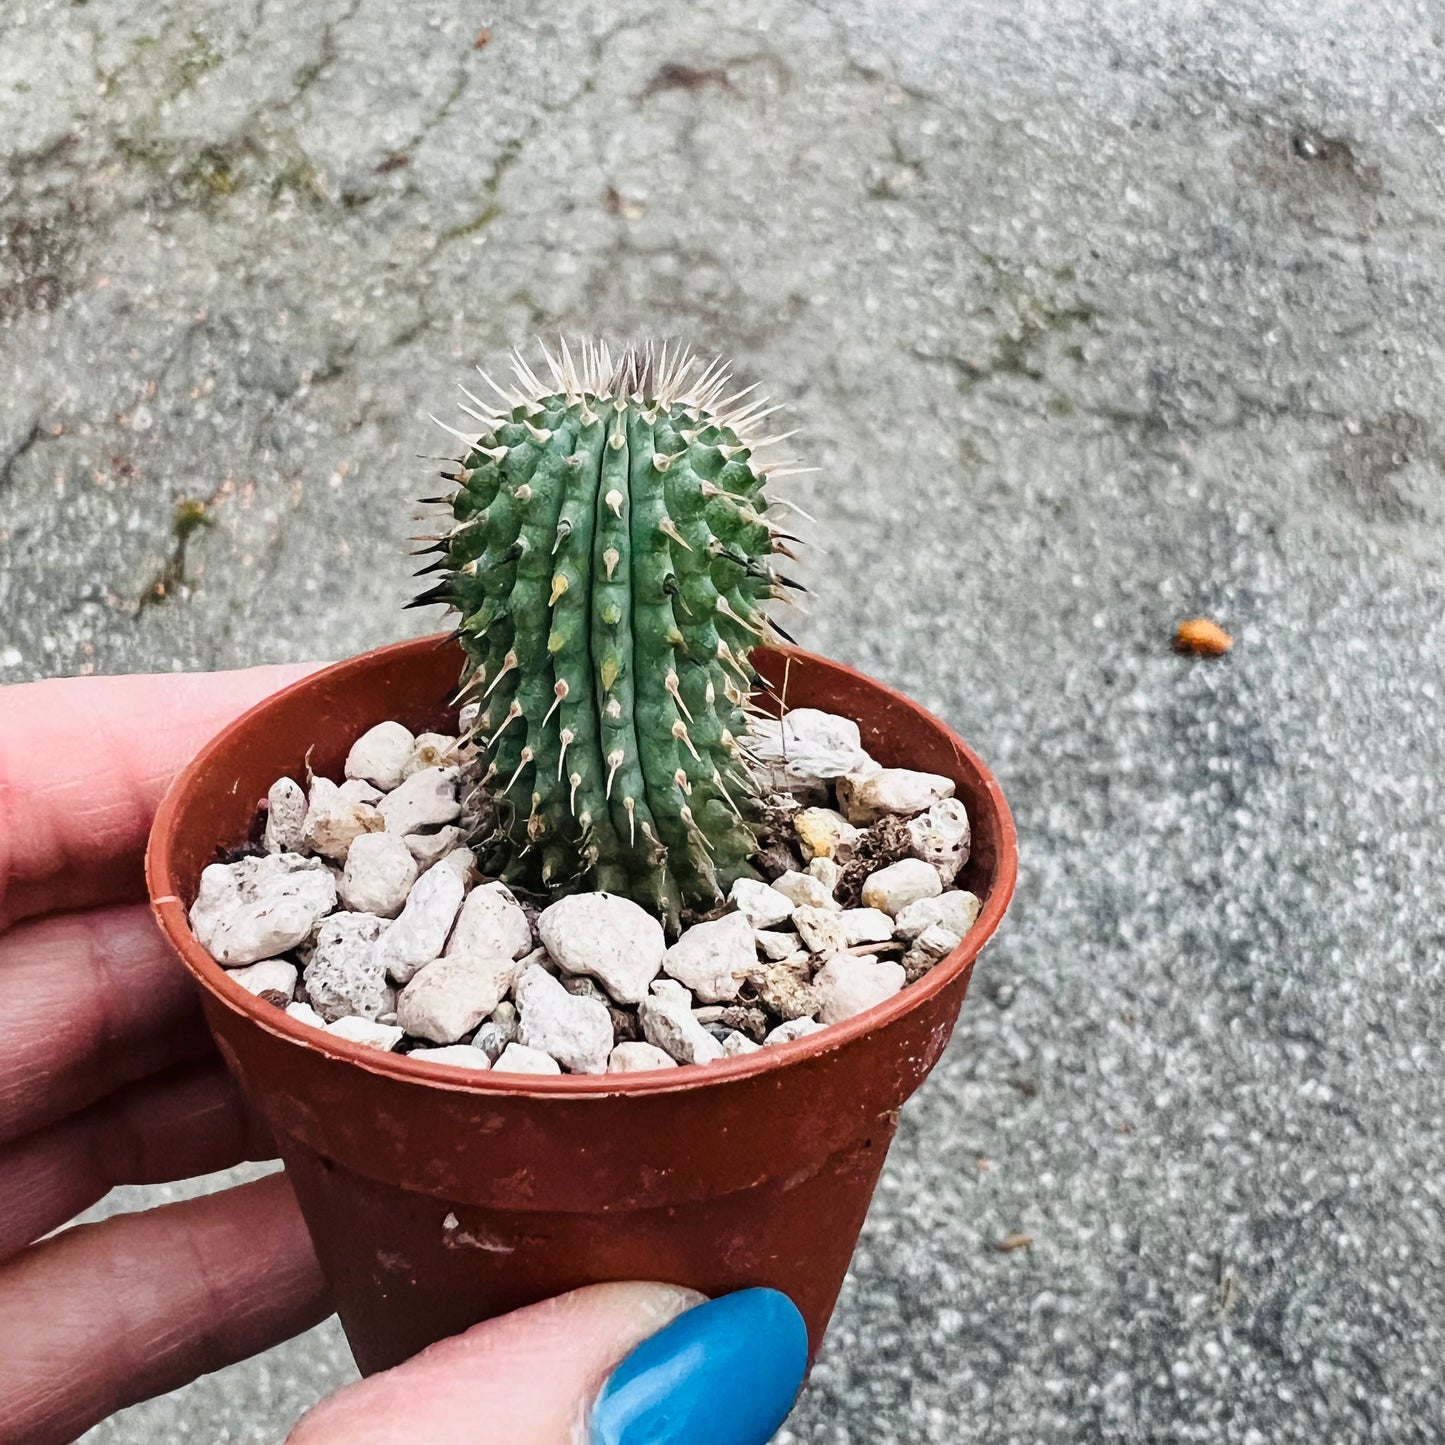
[591,1288,809,1445]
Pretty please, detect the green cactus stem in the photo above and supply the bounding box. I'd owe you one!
[413,341,806,927]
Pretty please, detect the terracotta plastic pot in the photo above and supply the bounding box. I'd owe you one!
[146,636,1017,1375]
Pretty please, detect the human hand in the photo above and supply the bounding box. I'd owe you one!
[0,665,329,1443]
[0,668,808,1445]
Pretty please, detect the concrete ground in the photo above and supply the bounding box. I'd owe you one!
[3,0,1444,1439]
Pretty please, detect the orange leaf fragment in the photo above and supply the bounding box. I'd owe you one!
[1175,617,1233,656]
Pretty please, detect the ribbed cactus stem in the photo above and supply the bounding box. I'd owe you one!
[414,342,801,927]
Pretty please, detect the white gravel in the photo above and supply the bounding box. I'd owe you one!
[378,765,461,834]
[839,907,897,945]
[337,831,418,917]
[537,892,665,1004]
[302,912,393,1022]
[407,1043,491,1070]
[515,964,613,1074]
[893,890,983,943]
[448,881,533,961]
[375,863,465,984]
[191,707,979,1081]
[226,958,298,1003]
[301,776,384,861]
[262,777,307,854]
[397,952,522,1043]
[814,953,906,1024]
[189,853,337,966]
[748,708,875,801]
[728,877,797,928]
[907,796,971,885]
[325,1015,404,1051]
[771,869,838,911]
[492,1042,562,1075]
[639,993,725,1066]
[836,767,955,825]
[344,721,415,791]
[607,1041,679,1072]
[662,911,756,1003]
[793,904,847,957]
[861,857,944,915]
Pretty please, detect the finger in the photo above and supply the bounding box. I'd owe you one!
[0,905,214,1147]
[0,1172,329,1445]
[0,662,321,930]
[287,1282,705,1445]
[0,1060,271,1262]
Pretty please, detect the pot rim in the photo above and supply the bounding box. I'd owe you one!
[146,636,1017,1099]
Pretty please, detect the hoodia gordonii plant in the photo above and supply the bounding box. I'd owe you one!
[415,342,806,928]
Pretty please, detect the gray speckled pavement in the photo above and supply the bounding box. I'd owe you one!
[4,0,1444,1440]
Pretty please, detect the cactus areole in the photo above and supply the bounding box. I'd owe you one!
[414,342,802,929]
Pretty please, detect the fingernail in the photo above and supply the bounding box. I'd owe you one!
[591,1288,809,1445]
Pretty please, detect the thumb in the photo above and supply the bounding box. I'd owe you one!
[286,1283,809,1445]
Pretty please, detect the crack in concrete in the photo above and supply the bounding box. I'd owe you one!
[0,420,46,492]
[432,11,665,248]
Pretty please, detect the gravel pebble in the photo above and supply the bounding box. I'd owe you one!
[755,928,800,961]
[492,1042,562,1075]
[807,856,841,892]
[771,869,838,911]
[814,952,906,1024]
[721,1030,763,1057]
[515,964,613,1074]
[285,1000,326,1029]
[189,853,337,966]
[838,907,897,945]
[303,912,393,1022]
[893,889,983,943]
[403,732,460,777]
[337,830,418,917]
[793,904,847,957]
[748,709,876,801]
[861,857,944,915]
[263,777,307,854]
[430,846,479,888]
[398,952,524,1043]
[649,977,693,1006]
[639,993,724,1066]
[763,1017,825,1046]
[794,806,862,862]
[663,911,756,1003]
[325,1015,404,1050]
[907,797,971,885]
[448,881,533,961]
[226,958,298,1004]
[407,1043,491,1069]
[914,923,961,958]
[537,892,665,1004]
[344,721,415,791]
[471,1010,516,1061]
[747,959,821,1021]
[375,863,466,984]
[405,826,466,868]
[836,767,956,825]
[607,1041,679,1072]
[720,1004,770,1042]
[378,765,461,834]
[728,877,796,928]
[301,776,384,861]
